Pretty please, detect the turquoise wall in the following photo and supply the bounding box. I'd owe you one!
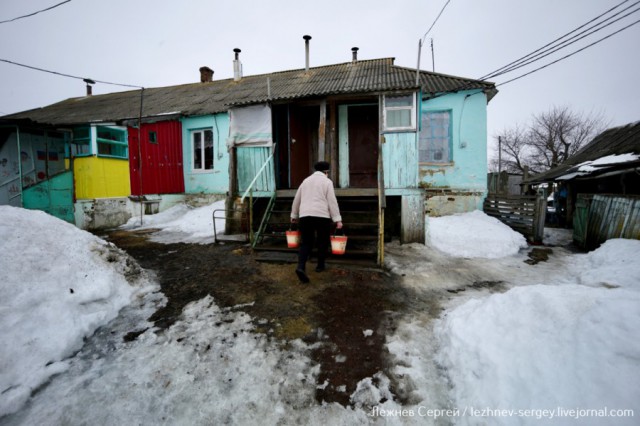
[237,147,275,195]
[23,170,75,223]
[181,114,230,194]
[418,90,488,191]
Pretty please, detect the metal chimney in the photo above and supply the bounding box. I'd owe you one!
[303,35,311,72]
[233,48,242,81]
[351,47,359,62]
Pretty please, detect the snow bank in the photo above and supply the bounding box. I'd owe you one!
[0,206,154,417]
[427,210,528,258]
[436,239,640,425]
[9,296,369,425]
[122,200,227,244]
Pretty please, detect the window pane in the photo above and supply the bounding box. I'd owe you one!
[204,130,214,169]
[193,132,202,169]
[386,95,412,107]
[419,111,451,163]
[387,109,411,128]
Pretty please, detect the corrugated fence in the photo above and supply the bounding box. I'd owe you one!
[574,194,640,250]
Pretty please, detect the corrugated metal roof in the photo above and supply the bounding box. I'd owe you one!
[3,58,497,126]
[528,121,640,183]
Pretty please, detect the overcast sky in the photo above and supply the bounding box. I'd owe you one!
[1,0,638,155]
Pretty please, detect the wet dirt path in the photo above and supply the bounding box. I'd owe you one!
[104,230,425,407]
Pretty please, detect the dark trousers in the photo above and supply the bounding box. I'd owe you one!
[297,216,332,271]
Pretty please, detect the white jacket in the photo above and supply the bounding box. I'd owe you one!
[290,171,342,222]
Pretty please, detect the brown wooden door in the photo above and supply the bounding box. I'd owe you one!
[289,105,319,188]
[348,105,378,188]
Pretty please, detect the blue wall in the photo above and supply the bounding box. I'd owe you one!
[418,90,488,191]
[181,114,230,194]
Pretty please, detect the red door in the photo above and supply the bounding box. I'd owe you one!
[129,121,184,195]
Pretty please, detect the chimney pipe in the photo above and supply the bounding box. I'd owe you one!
[233,48,242,81]
[83,78,95,96]
[303,35,311,72]
[199,66,214,83]
[351,47,359,62]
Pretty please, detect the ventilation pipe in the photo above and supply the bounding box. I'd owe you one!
[352,47,359,62]
[303,35,311,72]
[233,48,242,81]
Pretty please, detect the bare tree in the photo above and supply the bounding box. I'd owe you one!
[491,106,608,175]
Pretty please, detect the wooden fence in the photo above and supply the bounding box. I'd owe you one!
[483,194,546,243]
[574,194,640,250]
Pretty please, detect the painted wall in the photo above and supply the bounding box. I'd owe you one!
[237,146,275,194]
[418,90,488,192]
[181,114,230,194]
[23,170,74,223]
[74,157,131,199]
[382,132,418,189]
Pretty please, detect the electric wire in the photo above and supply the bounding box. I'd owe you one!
[478,0,635,80]
[482,1,640,80]
[421,0,451,43]
[423,2,640,97]
[0,57,144,89]
[496,17,640,87]
[0,0,71,24]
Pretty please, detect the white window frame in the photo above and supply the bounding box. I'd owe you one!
[382,93,417,132]
[191,128,214,172]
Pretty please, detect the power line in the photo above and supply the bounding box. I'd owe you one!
[497,17,640,87]
[479,0,635,80]
[0,57,144,89]
[0,0,71,24]
[423,2,640,98]
[482,0,640,80]
[421,0,452,43]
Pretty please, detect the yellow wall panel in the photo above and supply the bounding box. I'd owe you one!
[74,157,131,199]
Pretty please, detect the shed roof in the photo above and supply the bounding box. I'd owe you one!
[3,58,496,126]
[527,121,640,183]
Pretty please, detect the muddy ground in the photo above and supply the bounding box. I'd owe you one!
[103,229,441,407]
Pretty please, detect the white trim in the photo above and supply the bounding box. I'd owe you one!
[382,93,417,132]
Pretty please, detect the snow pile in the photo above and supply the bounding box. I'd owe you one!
[436,239,640,425]
[577,238,640,289]
[9,296,348,425]
[122,200,228,244]
[427,210,528,258]
[0,206,156,417]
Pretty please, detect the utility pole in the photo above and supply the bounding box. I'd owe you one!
[498,136,502,175]
[431,38,435,72]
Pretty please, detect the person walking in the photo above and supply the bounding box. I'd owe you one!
[290,161,343,283]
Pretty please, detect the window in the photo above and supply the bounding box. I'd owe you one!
[96,127,128,159]
[383,93,416,131]
[71,127,91,156]
[192,129,213,171]
[70,125,127,159]
[419,111,451,163]
[148,131,158,144]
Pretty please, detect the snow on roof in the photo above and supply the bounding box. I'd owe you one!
[556,152,640,180]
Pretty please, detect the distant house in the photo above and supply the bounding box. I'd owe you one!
[527,121,640,248]
[1,40,497,256]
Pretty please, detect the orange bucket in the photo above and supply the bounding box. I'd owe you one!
[330,235,348,255]
[286,230,300,248]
